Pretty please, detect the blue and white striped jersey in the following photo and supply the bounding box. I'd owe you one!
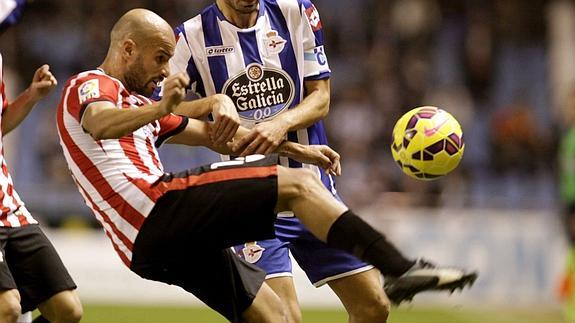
[165,0,337,193]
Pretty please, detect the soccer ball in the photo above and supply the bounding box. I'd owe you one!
[390,106,464,180]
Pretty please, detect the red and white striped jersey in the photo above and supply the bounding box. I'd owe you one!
[0,53,37,228]
[57,70,187,266]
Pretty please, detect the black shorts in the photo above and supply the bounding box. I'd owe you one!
[131,154,279,322]
[0,224,77,312]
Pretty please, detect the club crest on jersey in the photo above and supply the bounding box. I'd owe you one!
[240,242,265,263]
[205,45,235,57]
[262,30,286,56]
[78,79,100,104]
[222,63,294,123]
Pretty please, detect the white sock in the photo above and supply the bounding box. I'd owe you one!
[16,312,32,323]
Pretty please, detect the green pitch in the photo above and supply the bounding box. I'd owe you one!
[63,304,564,323]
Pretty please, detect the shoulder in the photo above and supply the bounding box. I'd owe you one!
[267,0,303,13]
[66,70,118,90]
[64,70,122,106]
[176,13,204,41]
[270,0,316,13]
[178,4,217,35]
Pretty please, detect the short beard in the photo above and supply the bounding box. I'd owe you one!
[124,56,148,96]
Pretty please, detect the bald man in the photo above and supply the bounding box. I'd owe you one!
[57,9,340,322]
[57,9,474,323]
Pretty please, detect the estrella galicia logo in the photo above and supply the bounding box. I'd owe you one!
[222,63,295,123]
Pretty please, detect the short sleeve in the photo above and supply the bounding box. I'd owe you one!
[69,74,119,122]
[301,0,330,80]
[155,113,189,147]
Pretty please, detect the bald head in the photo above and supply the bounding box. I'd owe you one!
[110,8,175,48]
[100,9,176,97]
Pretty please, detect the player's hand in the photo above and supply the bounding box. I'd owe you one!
[233,119,290,156]
[159,73,189,115]
[210,94,240,145]
[28,65,57,100]
[294,145,341,176]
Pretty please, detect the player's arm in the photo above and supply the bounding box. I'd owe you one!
[2,65,57,135]
[82,73,189,140]
[234,0,332,156]
[173,94,240,145]
[233,78,330,156]
[167,119,340,175]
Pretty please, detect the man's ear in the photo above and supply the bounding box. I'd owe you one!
[121,39,136,61]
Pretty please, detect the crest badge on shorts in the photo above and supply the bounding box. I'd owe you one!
[241,242,265,263]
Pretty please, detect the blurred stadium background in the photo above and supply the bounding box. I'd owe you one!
[0,0,573,322]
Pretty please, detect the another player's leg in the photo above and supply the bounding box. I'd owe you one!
[287,221,390,323]
[275,166,477,304]
[234,238,302,323]
[242,282,288,323]
[8,225,82,323]
[0,289,22,323]
[265,277,302,323]
[328,269,390,323]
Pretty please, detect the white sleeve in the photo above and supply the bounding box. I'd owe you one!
[301,0,330,80]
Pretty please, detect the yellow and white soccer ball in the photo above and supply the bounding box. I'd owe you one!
[391,106,464,180]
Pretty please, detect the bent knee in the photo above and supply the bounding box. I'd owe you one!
[349,298,390,323]
[278,167,321,198]
[0,290,22,322]
[60,304,83,323]
[42,291,83,323]
[57,298,83,323]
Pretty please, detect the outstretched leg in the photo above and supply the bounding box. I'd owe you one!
[275,166,477,304]
[275,166,413,276]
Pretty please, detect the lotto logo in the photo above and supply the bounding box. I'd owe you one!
[206,46,235,57]
[305,5,322,32]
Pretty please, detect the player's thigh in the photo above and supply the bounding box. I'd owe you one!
[134,248,267,322]
[328,268,390,320]
[5,225,77,313]
[143,158,280,253]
